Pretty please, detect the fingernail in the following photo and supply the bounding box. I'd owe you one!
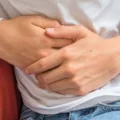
[46,28,54,33]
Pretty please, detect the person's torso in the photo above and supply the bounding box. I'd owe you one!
[1,0,120,114]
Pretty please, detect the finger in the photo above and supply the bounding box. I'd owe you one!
[40,30,73,48]
[24,49,58,70]
[46,25,91,41]
[51,39,73,48]
[39,48,58,58]
[38,48,58,58]
[30,15,60,28]
[25,50,63,74]
[47,78,78,92]
[36,65,69,85]
[38,29,72,48]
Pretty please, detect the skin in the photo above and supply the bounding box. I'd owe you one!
[26,25,120,96]
[0,15,72,69]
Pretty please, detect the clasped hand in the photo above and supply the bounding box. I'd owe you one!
[26,25,120,96]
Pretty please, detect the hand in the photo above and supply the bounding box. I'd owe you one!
[0,16,72,68]
[26,25,120,95]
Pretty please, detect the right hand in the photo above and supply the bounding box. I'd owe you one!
[0,16,72,69]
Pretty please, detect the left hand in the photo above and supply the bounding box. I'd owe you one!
[25,25,120,96]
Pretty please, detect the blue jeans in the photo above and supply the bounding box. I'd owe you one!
[20,101,120,120]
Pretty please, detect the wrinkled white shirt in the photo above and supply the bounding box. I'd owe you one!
[0,0,120,114]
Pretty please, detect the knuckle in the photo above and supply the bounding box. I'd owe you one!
[62,48,73,60]
[65,63,76,76]
[70,77,80,88]
[78,87,87,96]
[39,51,49,58]
[71,77,77,83]
[38,60,45,69]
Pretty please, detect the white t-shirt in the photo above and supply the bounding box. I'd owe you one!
[0,0,120,115]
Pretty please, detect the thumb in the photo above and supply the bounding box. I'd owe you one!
[46,25,91,41]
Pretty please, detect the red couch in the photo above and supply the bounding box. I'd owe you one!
[0,59,21,120]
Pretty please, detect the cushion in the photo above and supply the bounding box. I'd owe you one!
[0,59,21,120]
